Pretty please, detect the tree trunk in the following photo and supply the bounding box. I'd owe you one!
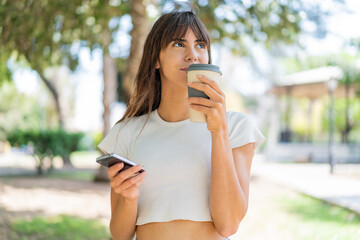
[123,0,152,103]
[102,54,118,136]
[344,81,351,143]
[94,0,152,181]
[62,155,73,168]
[34,155,44,175]
[33,66,65,129]
[94,28,118,182]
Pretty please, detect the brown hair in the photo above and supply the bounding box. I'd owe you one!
[109,10,212,155]
[117,10,212,126]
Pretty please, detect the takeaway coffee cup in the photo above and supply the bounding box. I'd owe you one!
[186,64,222,123]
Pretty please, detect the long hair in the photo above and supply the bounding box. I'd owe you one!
[110,10,212,156]
[117,10,212,126]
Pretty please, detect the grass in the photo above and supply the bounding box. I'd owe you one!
[70,151,100,166]
[0,150,100,180]
[279,193,360,240]
[9,214,111,240]
[45,151,100,181]
[0,169,97,182]
[46,169,96,181]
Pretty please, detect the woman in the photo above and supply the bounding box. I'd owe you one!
[98,9,265,240]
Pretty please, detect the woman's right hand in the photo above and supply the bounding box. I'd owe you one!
[108,163,147,200]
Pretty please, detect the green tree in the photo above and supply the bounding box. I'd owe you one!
[0,51,12,86]
[1,0,329,131]
[0,81,43,141]
[1,0,334,180]
[7,129,84,175]
[338,63,360,142]
[1,1,79,128]
[0,0,130,131]
[322,98,360,143]
[280,53,360,143]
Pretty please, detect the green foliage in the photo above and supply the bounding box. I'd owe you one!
[0,51,12,86]
[0,82,44,141]
[0,0,132,127]
[279,193,360,239]
[10,214,110,240]
[286,54,360,142]
[0,0,329,71]
[350,37,360,54]
[322,98,360,143]
[0,0,131,70]
[337,63,360,98]
[91,131,104,150]
[281,96,360,143]
[281,54,360,93]
[6,129,84,174]
[283,54,360,143]
[281,55,330,74]
[168,0,331,55]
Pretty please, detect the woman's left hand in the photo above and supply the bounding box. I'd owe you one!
[186,74,228,133]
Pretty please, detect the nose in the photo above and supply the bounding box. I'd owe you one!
[185,47,198,63]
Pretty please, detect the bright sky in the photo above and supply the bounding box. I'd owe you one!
[12,0,360,132]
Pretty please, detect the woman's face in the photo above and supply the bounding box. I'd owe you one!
[156,29,209,89]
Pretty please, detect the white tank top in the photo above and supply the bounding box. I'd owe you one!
[98,109,265,225]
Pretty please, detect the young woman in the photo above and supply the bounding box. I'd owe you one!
[98,9,265,240]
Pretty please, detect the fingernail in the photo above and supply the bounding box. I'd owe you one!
[198,75,203,78]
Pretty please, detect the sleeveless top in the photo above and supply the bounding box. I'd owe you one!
[98,109,265,225]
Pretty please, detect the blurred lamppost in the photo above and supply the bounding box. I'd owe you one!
[327,77,338,174]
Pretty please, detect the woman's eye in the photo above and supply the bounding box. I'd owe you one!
[174,42,184,47]
[196,43,206,49]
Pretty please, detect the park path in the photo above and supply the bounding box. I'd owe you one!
[0,173,305,240]
[1,153,360,239]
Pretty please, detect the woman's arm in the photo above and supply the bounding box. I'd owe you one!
[109,191,138,240]
[107,163,147,240]
[209,130,254,237]
[186,75,255,237]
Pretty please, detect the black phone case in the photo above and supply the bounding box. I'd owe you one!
[188,86,210,99]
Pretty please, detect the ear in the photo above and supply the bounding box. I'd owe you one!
[156,60,160,69]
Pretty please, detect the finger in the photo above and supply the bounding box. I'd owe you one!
[188,75,224,99]
[113,164,144,184]
[121,185,140,200]
[187,80,224,103]
[120,170,147,191]
[125,176,146,192]
[187,97,217,108]
[189,104,211,115]
[120,164,144,178]
[197,75,224,96]
[108,162,124,178]
[116,171,147,192]
[111,167,146,192]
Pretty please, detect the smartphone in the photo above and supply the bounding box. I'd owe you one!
[188,86,210,99]
[96,153,145,173]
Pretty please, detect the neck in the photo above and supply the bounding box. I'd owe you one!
[157,84,189,122]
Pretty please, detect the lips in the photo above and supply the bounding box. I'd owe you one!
[180,67,189,71]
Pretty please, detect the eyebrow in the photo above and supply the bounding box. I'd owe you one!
[171,38,205,42]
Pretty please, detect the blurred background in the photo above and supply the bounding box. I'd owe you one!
[1,0,359,239]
